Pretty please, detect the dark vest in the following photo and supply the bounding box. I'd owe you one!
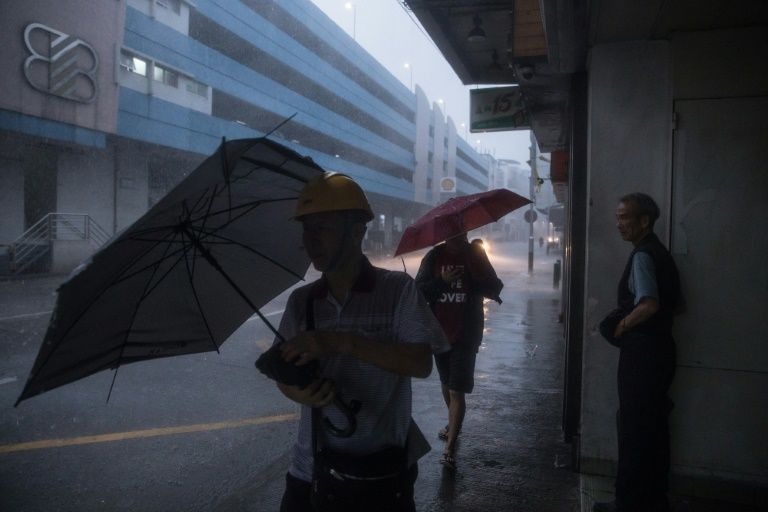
[617,232,680,336]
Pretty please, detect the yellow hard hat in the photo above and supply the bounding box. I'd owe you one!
[294,172,374,221]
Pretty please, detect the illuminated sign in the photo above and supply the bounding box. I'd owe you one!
[23,23,99,103]
[470,86,529,133]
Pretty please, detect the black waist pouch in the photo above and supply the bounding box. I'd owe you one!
[599,308,624,347]
[311,446,412,512]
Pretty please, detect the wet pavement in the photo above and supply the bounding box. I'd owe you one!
[0,243,580,512]
[2,239,580,511]
[202,239,578,512]
[400,240,580,512]
[4,240,754,511]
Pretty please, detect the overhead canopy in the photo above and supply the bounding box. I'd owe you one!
[405,0,768,152]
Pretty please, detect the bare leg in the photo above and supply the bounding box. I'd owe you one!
[438,384,451,440]
[441,383,451,409]
[445,389,466,456]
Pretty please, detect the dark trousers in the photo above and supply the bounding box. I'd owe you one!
[280,464,418,512]
[615,333,676,510]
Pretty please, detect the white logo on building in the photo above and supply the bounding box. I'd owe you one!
[23,23,99,103]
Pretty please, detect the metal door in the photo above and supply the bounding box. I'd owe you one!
[671,97,768,477]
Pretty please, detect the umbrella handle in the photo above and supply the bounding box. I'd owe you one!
[324,395,362,438]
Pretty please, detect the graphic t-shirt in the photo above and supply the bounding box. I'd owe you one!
[432,248,473,344]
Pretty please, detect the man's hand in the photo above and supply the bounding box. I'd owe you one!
[441,267,462,284]
[614,297,659,339]
[280,331,351,366]
[282,330,432,379]
[277,378,335,407]
[614,318,628,339]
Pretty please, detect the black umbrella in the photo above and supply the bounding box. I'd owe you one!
[16,138,324,405]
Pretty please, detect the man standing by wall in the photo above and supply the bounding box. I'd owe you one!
[595,193,681,512]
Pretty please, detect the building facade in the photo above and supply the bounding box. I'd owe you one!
[0,0,491,270]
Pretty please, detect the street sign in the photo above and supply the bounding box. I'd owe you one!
[470,86,530,133]
[524,209,538,223]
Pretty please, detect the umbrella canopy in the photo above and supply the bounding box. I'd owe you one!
[394,188,531,256]
[16,138,324,405]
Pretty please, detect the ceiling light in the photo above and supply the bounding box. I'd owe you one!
[467,15,486,42]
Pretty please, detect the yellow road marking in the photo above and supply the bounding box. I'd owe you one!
[0,413,297,454]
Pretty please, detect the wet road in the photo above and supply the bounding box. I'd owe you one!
[0,240,576,511]
[0,273,300,511]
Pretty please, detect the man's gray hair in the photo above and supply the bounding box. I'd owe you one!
[620,192,660,227]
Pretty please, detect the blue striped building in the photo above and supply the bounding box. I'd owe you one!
[0,0,491,262]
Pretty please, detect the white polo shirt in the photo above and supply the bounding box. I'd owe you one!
[274,257,449,482]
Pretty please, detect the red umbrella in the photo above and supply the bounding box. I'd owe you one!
[394,188,532,256]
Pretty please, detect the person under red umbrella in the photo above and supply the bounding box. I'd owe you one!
[394,188,530,257]
[414,231,503,470]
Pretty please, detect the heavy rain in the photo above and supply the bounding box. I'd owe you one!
[1,1,766,512]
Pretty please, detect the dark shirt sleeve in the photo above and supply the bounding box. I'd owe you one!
[468,245,503,302]
[415,249,447,305]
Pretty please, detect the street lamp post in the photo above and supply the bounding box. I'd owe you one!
[404,62,412,91]
[344,2,356,40]
[528,131,536,273]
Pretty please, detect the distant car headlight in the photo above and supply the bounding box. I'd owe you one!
[471,238,491,254]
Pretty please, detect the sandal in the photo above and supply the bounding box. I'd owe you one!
[439,451,456,470]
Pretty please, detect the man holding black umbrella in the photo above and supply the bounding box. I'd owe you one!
[273,173,449,512]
